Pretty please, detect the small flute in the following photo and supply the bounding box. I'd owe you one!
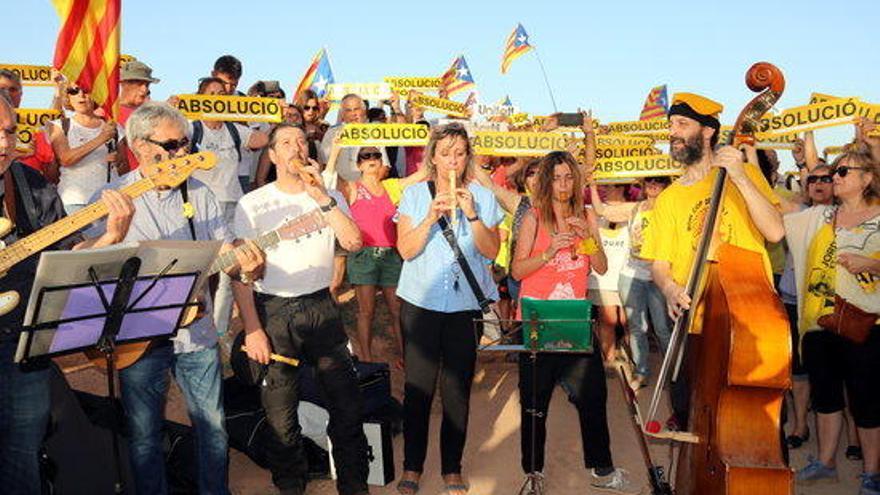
[449,169,458,230]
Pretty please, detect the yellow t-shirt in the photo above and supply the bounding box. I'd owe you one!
[641,163,780,287]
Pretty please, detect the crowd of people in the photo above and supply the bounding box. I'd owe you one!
[0,53,878,495]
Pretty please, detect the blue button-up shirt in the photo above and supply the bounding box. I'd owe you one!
[396,182,503,313]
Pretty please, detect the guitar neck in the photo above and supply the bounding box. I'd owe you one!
[0,178,155,273]
[208,230,281,276]
[207,210,326,276]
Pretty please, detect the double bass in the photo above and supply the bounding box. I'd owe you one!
[643,63,794,494]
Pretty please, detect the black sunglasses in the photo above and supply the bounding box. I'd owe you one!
[146,136,190,153]
[303,105,320,111]
[644,176,671,185]
[806,175,833,185]
[357,151,382,162]
[832,166,867,178]
[66,87,83,96]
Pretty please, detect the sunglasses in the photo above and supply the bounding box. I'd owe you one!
[806,175,833,185]
[303,105,320,111]
[357,152,382,162]
[832,166,868,178]
[644,176,671,185]
[146,136,190,153]
[66,87,83,96]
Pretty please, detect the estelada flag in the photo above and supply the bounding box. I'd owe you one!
[501,23,533,74]
[294,47,335,99]
[52,0,121,119]
[440,55,475,98]
[639,84,669,121]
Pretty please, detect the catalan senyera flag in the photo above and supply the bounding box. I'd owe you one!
[639,84,669,121]
[501,23,533,74]
[294,48,335,99]
[52,0,121,119]
[440,55,475,98]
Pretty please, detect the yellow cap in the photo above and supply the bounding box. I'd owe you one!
[670,92,723,119]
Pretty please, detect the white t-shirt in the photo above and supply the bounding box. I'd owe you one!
[233,184,351,297]
[240,122,269,179]
[589,224,631,292]
[55,118,121,205]
[188,121,253,202]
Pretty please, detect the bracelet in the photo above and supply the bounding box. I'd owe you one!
[466,214,480,222]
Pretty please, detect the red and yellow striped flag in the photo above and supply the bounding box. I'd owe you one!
[52,0,121,119]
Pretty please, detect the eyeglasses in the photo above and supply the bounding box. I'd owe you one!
[357,152,382,162]
[66,87,83,96]
[806,175,833,185]
[303,105,320,111]
[146,136,190,153]
[832,166,868,178]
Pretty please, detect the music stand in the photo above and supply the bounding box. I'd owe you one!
[476,298,593,495]
[15,241,219,494]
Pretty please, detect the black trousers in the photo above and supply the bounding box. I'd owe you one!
[518,352,613,473]
[255,289,369,495]
[400,300,480,475]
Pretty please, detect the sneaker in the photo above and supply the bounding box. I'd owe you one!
[590,468,639,494]
[796,456,838,485]
[522,472,545,495]
[861,472,880,495]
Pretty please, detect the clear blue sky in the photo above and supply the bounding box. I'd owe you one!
[5,0,878,168]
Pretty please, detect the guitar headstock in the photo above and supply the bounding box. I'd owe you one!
[149,152,217,189]
[277,210,326,241]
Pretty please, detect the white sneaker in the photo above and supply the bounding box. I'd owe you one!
[590,468,639,494]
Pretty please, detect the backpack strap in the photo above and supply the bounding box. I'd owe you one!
[224,122,243,162]
[179,180,197,241]
[189,121,204,154]
[427,181,493,314]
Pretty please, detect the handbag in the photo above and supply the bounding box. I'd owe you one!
[817,294,877,344]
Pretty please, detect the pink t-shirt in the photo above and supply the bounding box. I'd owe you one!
[350,182,397,247]
[518,209,590,315]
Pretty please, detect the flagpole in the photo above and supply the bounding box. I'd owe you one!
[532,47,558,113]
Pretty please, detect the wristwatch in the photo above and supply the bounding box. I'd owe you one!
[466,213,480,222]
[319,196,337,213]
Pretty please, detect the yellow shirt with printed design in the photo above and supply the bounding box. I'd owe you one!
[641,163,781,287]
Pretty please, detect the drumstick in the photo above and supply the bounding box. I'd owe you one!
[449,169,458,230]
[241,345,301,367]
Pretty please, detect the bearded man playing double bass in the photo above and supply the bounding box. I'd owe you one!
[640,93,785,427]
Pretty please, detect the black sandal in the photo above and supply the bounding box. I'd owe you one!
[785,428,810,449]
[396,479,420,495]
[846,445,863,461]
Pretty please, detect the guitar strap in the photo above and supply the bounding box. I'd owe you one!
[179,180,197,241]
[6,163,42,236]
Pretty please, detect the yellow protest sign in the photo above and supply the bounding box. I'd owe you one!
[509,112,530,126]
[471,131,576,156]
[176,94,282,123]
[756,97,864,139]
[0,64,54,86]
[15,108,62,128]
[809,92,842,105]
[606,118,669,136]
[383,77,441,96]
[593,154,683,180]
[14,108,62,154]
[717,126,797,149]
[824,145,847,157]
[338,124,430,147]
[593,145,663,161]
[596,134,656,148]
[327,83,392,102]
[409,93,469,118]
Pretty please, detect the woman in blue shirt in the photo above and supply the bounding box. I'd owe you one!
[395,123,502,495]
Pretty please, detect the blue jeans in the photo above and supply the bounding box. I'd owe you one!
[0,340,50,494]
[120,343,229,495]
[618,274,671,377]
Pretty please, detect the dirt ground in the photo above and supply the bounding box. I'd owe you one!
[59,291,862,494]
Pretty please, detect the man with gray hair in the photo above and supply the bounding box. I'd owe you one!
[85,101,264,495]
[0,89,135,493]
[319,93,391,183]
